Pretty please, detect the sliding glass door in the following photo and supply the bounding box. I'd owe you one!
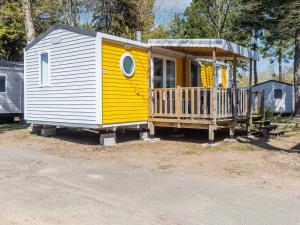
[153,56,176,89]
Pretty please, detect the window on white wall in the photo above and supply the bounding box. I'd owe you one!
[274,89,283,99]
[40,52,50,85]
[0,75,6,92]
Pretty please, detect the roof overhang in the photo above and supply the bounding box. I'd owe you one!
[148,39,259,61]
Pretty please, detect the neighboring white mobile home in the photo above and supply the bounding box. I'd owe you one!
[0,60,23,119]
[252,80,294,114]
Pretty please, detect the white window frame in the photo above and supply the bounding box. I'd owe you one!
[39,51,51,87]
[151,53,177,89]
[120,52,135,78]
[0,74,7,93]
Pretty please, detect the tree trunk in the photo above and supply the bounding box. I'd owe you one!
[278,53,283,82]
[254,60,258,85]
[21,0,36,44]
[294,28,300,115]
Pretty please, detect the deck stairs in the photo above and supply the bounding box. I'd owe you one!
[253,120,285,138]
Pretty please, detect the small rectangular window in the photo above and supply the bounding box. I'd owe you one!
[40,52,50,85]
[274,89,282,99]
[0,75,6,92]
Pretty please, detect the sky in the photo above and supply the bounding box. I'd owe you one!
[154,0,293,74]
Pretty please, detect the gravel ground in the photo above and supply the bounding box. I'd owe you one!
[0,125,300,225]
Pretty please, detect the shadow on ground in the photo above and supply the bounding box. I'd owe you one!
[3,122,299,153]
[52,127,245,146]
[237,133,300,153]
[54,127,300,153]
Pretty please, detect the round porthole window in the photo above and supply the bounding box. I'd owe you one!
[120,53,135,77]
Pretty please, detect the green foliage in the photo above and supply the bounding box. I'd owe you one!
[32,0,61,35]
[143,26,169,40]
[92,0,155,39]
[168,0,241,40]
[264,106,276,121]
[0,2,26,61]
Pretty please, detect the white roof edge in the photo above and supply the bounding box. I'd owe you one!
[148,39,260,61]
[99,33,148,49]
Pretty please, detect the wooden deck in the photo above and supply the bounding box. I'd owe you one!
[148,86,264,140]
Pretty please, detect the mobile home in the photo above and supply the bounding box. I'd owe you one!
[24,24,262,142]
[0,60,23,120]
[252,80,294,114]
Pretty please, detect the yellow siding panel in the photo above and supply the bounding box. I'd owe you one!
[185,59,190,87]
[221,66,227,88]
[102,40,148,125]
[201,63,213,88]
[176,58,184,86]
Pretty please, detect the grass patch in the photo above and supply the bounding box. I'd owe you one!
[230,143,258,151]
[0,123,28,132]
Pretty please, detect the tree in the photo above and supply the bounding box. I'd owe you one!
[232,0,266,84]
[20,0,36,43]
[184,0,237,39]
[92,0,155,39]
[32,0,61,35]
[254,0,300,114]
[0,2,26,60]
[261,37,294,81]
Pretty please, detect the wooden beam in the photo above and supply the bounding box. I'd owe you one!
[248,59,253,124]
[249,59,253,86]
[152,121,210,130]
[149,117,214,125]
[232,55,238,125]
[148,50,152,119]
[212,48,217,124]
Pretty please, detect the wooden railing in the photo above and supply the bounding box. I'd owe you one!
[149,86,264,120]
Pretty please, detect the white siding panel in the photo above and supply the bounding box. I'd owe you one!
[25,29,97,126]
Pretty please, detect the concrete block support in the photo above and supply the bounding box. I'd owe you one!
[148,122,155,136]
[139,131,149,140]
[99,133,116,146]
[208,125,216,143]
[41,127,56,137]
[229,126,235,138]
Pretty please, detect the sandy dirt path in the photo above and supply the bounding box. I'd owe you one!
[0,126,300,224]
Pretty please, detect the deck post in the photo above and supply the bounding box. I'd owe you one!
[231,55,238,138]
[175,85,182,121]
[261,90,265,120]
[212,49,217,124]
[148,49,152,119]
[248,59,253,128]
